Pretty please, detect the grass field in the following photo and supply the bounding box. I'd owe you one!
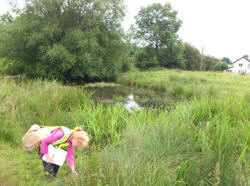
[117,69,250,99]
[0,71,249,185]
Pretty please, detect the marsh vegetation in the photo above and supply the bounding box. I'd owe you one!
[0,70,249,185]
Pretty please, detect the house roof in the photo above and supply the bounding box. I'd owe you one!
[233,55,250,64]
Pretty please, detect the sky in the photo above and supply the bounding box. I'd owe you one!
[1,0,250,61]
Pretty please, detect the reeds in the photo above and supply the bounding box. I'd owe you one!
[0,77,249,185]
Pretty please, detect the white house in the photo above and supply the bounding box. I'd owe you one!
[225,55,250,75]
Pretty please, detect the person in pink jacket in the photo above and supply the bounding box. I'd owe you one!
[39,126,89,177]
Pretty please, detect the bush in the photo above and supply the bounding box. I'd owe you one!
[0,0,126,82]
[214,61,228,71]
[0,58,24,75]
[135,46,159,69]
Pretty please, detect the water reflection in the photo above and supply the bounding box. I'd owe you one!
[84,85,175,110]
[124,94,143,112]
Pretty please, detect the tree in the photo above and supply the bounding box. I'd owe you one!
[214,61,228,71]
[0,0,126,82]
[135,46,158,69]
[202,56,219,71]
[221,57,232,64]
[183,43,201,70]
[0,13,13,25]
[133,3,184,69]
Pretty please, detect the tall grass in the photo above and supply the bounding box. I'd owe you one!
[77,97,249,185]
[117,69,250,99]
[0,77,249,185]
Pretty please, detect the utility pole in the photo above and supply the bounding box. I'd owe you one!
[200,47,204,71]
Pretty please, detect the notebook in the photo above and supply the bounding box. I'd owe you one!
[42,144,67,166]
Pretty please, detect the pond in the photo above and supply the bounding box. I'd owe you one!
[83,83,176,110]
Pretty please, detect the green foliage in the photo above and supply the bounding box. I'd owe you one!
[0,58,7,74]
[0,58,24,75]
[214,61,229,71]
[0,13,13,25]
[203,55,219,71]
[0,0,126,82]
[120,42,138,72]
[183,43,201,70]
[135,46,159,69]
[133,3,184,69]
[134,3,181,48]
[157,40,186,69]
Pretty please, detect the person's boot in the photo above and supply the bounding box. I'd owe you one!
[51,164,60,177]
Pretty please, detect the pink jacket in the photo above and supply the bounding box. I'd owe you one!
[40,128,74,167]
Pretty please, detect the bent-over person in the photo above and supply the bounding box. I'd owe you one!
[38,126,89,177]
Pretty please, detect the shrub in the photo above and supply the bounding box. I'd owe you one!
[214,61,228,71]
[135,47,159,69]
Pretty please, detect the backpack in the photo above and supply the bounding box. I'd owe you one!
[22,124,41,152]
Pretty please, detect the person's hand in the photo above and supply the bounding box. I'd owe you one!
[71,166,78,176]
[72,169,78,176]
[45,153,52,164]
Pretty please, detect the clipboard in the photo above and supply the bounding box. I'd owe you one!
[42,144,67,166]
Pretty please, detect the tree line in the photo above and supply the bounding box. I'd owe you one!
[0,1,230,82]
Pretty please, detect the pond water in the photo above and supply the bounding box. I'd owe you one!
[84,84,176,110]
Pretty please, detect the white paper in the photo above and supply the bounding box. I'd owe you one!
[42,144,67,166]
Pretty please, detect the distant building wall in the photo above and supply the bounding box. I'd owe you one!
[225,57,250,75]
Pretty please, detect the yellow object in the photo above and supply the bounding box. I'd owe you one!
[35,126,73,149]
[22,125,73,152]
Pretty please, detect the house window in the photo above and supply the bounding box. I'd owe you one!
[239,64,243,67]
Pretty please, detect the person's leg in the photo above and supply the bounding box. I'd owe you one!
[42,160,54,178]
[51,164,60,177]
[42,160,50,172]
[40,151,57,178]
[47,163,54,175]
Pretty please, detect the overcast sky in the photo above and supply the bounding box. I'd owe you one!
[1,0,250,61]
